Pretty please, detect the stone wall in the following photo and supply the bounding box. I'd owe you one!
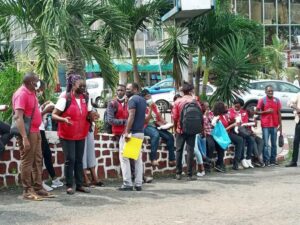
[0,132,236,187]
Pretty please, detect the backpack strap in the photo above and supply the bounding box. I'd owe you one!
[63,92,72,113]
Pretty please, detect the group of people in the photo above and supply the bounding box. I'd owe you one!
[1,71,300,201]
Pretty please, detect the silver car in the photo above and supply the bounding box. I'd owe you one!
[240,80,300,113]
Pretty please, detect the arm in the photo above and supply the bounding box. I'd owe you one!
[124,108,136,141]
[144,106,153,124]
[278,101,282,134]
[52,109,72,125]
[41,104,54,116]
[14,109,30,150]
[107,101,126,126]
[172,103,179,132]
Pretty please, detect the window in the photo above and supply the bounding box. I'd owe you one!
[236,0,249,18]
[251,0,262,23]
[199,85,213,93]
[265,26,277,45]
[291,0,300,24]
[254,82,273,90]
[278,0,289,24]
[158,81,173,88]
[264,0,276,24]
[291,26,300,49]
[277,82,300,93]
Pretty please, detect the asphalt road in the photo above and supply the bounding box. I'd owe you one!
[1,166,300,225]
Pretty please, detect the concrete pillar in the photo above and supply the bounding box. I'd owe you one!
[119,72,128,85]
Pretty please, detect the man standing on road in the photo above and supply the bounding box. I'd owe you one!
[256,85,282,166]
[12,72,53,200]
[286,91,300,167]
[119,83,147,191]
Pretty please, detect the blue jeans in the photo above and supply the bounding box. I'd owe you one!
[144,125,175,161]
[262,127,277,163]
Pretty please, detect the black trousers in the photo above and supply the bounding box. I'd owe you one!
[176,133,196,177]
[228,132,244,164]
[206,135,225,166]
[61,138,85,188]
[40,130,56,179]
[292,122,300,164]
[0,121,13,154]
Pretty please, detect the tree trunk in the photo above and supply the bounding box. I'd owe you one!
[195,49,202,97]
[173,56,182,89]
[201,61,210,99]
[129,37,140,85]
[188,53,194,85]
[66,48,85,79]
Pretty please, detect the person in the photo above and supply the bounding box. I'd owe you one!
[255,85,282,166]
[293,75,300,87]
[212,101,244,171]
[12,72,53,200]
[172,81,202,180]
[194,134,206,177]
[228,98,255,169]
[141,89,176,167]
[119,83,147,191]
[285,91,300,167]
[52,74,96,195]
[36,81,63,191]
[0,105,14,158]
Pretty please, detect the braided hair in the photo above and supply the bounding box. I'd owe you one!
[66,74,82,93]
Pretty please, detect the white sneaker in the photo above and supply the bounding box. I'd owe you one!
[43,181,53,192]
[241,159,249,168]
[196,171,205,177]
[246,159,254,168]
[51,178,64,188]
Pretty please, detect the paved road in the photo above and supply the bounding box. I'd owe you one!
[1,166,300,225]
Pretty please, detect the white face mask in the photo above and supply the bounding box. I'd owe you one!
[117,95,126,101]
[146,99,153,105]
[34,81,41,90]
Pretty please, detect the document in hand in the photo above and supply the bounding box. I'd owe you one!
[123,137,143,160]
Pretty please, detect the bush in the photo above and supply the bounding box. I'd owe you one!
[0,65,23,123]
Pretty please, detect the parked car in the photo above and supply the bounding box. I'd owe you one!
[240,80,300,113]
[145,78,175,95]
[86,78,113,108]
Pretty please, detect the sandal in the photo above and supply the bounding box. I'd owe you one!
[23,193,43,201]
[36,189,56,198]
[93,181,105,187]
[76,187,91,193]
[66,188,75,195]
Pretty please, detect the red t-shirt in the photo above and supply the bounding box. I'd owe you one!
[12,85,42,133]
[228,108,249,124]
[256,97,281,128]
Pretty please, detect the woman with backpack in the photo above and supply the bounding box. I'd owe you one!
[52,74,97,195]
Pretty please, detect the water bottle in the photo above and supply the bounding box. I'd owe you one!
[47,114,52,131]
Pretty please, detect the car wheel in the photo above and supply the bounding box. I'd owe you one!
[96,97,105,108]
[156,100,169,113]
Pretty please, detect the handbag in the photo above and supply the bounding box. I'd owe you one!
[211,121,231,150]
[11,99,36,136]
[278,134,284,147]
[237,126,251,138]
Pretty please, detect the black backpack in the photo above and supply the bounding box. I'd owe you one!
[103,100,118,134]
[180,100,203,135]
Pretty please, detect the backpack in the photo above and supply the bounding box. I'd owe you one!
[180,100,203,135]
[103,100,118,134]
[262,96,279,110]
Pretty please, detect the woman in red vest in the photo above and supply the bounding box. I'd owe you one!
[52,74,95,195]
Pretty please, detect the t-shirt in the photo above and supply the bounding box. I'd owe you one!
[12,85,42,133]
[257,96,281,128]
[55,95,92,112]
[128,95,147,133]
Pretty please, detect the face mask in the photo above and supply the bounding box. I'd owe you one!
[125,91,133,98]
[33,81,40,90]
[146,99,153,105]
[117,95,126,101]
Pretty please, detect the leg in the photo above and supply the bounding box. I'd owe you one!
[206,135,215,160]
[32,133,43,191]
[185,135,196,177]
[40,130,56,179]
[270,128,278,163]
[0,121,13,146]
[144,126,160,162]
[74,139,85,188]
[119,135,133,187]
[61,139,76,188]
[215,140,225,166]
[158,129,175,161]
[175,134,185,175]
[262,128,271,163]
[228,133,244,165]
[194,134,203,165]
[245,136,255,160]
[291,123,300,163]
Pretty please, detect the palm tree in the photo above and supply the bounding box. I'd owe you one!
[264,35,287,79]
[0,17,14,64]
[0,0,128,88]
[159,26,190,89]
[108,0,169,85]
[210,34,261,105]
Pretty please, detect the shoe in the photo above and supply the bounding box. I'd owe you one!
[35,189,55,198]
[246,159,254,168]
[270,161,279,166]
[215,165,225,173]
[241,159,249,169]
[196,171,205,177]
[118,185,133,191]
[264,161,270,167]
[92,181,105,187]
[285,162,297,167]
[169,160,176,167]
[66,188,74,195]
[42,181,53,192]
[143,176,153,184]
[186,176,197,181]
[51,178,64,188]
[76,187,91,193]
[175,174,182,180]
[134,186,142,191]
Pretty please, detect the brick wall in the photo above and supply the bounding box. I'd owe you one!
[0,132,235,187]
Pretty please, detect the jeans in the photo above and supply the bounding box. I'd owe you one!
[228,132,244,164]
[291,122,300,164]
[253,136,264,162]
[0,121,14,155]
[176,133,195,177]
[262,127,277,163]
[61,138,85,188]
[40,130,56,179]
[241,136,255,160]
[144,125,175,161]
[205,135,224,166]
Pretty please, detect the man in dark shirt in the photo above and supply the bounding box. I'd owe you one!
[119,83,147,191]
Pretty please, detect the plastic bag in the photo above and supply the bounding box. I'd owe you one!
[211,121,231,150]
[195,134,207,157]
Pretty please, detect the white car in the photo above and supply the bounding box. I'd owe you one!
[240,80,300,113]
[86,78,112,108]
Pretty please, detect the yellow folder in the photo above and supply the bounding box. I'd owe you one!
[122,137,143,160]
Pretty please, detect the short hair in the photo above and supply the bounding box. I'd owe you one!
[118,84,126,89]
[23,72,38,85]
[212,101,227,116]
[140,89,150,97]
[181,81,194,95]
[173,93,182,102]
[233,98,244,106]
[265,85,273,91]
[132,82,140,91]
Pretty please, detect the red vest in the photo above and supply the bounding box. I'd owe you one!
[58,94,90,140]
[112,101,128,135]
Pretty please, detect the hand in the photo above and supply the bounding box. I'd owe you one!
[64,117,73,125]
[23,137,30,151]
[45,105,54,113]
[266,108,274,114]
[278,125,282,134]
[124,132,131,142]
